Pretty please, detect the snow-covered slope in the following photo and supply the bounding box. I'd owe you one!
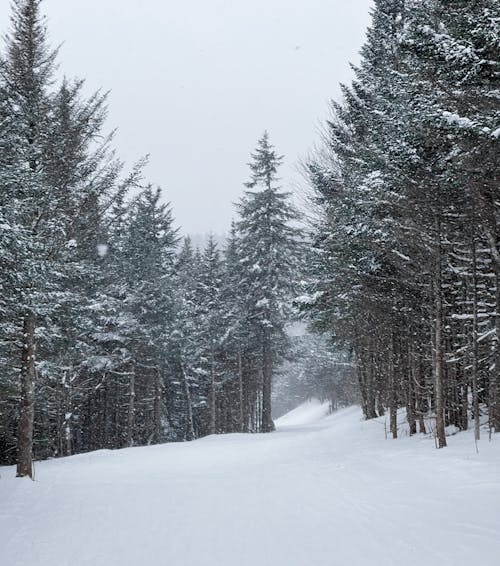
[274,397,331,427]
[1,403,499,566]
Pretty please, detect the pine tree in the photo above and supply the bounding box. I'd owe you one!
[220,223,251,431]
[0,0,147,469]
[196,235,224,435]
[236,132,302,432]
[168,237,200,440]
[0,0,61,476]
[120,186,178,446]
[304,0,500,446]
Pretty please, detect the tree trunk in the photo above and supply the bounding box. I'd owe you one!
[152,367,162,444]
[180,362,195,441]
[491,265,500,432]
[389,334,398,439]
[366,348,378,419]
[261,328,274,433]
[471,236,480,441]
[434,216,447,448]
[407,340,417,436]
[64,367,73,457]
[414,351,428,434]
[127,370,135,447]
[238,349,245,432]
[16,310,36,478]
[357,343,377,419]
[209,342,216,435]
[357,361,369,419]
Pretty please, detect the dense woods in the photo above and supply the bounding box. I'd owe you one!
[0,0,319,476]
[0,0,498,479]
[302,0,500,447]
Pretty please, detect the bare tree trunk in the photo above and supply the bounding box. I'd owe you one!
[414,346,429,435]
[415,358,427,434]
[474,212,500,433]
[471,236,480,441]
[209,342,216,435]
[152,367,162,444]
[127,370,135,447]
[64,367,73,456]
[389,334,398,439]
[491,266,500,432]
[17,311,36,478]
[407,339,417,436]
[180,362,195,441]
[357,360,369,419]
[434,216,447,448]
[367,347,378,419]
[238,349,245,432]
[357,342,377,419]
[256,386,262,432]
[261,328,274,433]
[375,349,385,417]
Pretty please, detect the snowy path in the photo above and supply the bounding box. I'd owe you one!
[1,401,500,566]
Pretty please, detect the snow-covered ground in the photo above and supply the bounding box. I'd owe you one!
[1,400,499,566]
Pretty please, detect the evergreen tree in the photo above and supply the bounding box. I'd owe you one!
[0,0,145,469]
[304,0,500,446]
[236,132,303,432]
[196,235,224,434]
[167,237,200,440]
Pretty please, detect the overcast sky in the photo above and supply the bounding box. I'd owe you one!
[2,0,373,234]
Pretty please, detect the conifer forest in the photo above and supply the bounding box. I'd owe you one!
[1,2,500,564]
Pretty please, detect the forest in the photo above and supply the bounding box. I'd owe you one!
[302,0,499,449]
[0,0,499,482]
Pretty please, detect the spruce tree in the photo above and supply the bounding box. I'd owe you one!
[0,0,146,469]
[236,132,302,432]
[304,0,500,446]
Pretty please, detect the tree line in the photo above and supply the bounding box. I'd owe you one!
[0,0,306,477]
[2,0,497,480]
[302,0,499,447]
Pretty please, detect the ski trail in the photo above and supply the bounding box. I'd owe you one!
[1,402,499,566]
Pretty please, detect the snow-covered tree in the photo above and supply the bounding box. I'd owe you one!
[236,132,303,432]
[304,0,500,446]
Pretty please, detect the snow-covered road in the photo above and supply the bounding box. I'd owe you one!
[1,401,499,566]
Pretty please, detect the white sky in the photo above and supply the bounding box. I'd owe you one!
[2,0,374,234]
